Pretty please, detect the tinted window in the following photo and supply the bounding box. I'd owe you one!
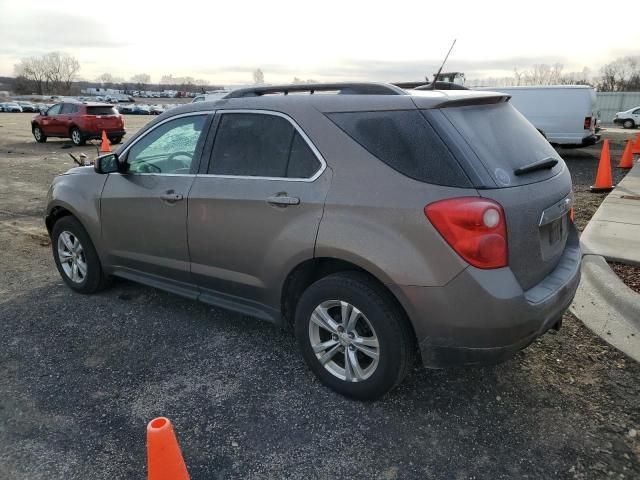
[288,132,321,178]
[60,103,77,114]
[87,106,117,115]
[209,113,320,178]
[633,108,640,114]
[441,102,562,187]
[47,104,62,115]
[127,115,206,174]
[327,110,470,187]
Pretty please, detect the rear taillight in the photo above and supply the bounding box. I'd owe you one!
[424,197,508,269]
[584,117,591,129]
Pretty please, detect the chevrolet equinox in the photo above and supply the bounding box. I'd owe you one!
[45,83,581,400]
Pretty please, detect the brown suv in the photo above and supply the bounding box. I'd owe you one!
[32,102,126,146]
[45,83,581,400]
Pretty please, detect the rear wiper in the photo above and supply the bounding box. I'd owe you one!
[514,157,558,176]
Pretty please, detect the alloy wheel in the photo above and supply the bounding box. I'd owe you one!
[308,300,380,382]
[57,231,87,283]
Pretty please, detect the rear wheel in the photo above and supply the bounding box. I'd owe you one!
[70,127,86,146]
[623,119,635,129]
[33,125,47,143]
[294,272,415,400]
[51,216,110,294]
[109,136,123,144]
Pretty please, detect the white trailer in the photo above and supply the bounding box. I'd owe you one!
[474,85,599,148]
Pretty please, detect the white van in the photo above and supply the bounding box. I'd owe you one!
[191,90,230,103]
[474,85,599,148]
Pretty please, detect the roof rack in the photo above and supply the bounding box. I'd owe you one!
[224,82,407,98]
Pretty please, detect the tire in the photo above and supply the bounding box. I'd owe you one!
[294,272,415,400]
[70,127,86,146]
[623,119,635,129]
[33,125,47,143]
[51,216,109,294]
[109,136,122,144]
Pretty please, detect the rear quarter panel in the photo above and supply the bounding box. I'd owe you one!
[302,112,474,287]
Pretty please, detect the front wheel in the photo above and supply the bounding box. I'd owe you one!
[294,272,415,400]
[51,216,110,293]
[33,126,47,143]
[623,119,635,129]
[70,127,86,146]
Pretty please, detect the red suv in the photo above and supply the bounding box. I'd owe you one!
[32,102,126,146]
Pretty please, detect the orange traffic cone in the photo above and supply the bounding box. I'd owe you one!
[147,417,190,480]
[100,130,111,153]
[590,139,614,192]
[618,139,634,169]
[633,133,640,155]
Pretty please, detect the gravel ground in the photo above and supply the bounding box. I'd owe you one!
[609,263,640,295]
[1,114,638,479]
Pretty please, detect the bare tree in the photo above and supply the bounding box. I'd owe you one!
[131,73,151,91]
[598,56,640,91]
[253,68,265,85]
[14,56,49,94]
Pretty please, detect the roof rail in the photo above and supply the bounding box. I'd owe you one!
[224,82,407,98]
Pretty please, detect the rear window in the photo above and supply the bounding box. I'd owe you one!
[327,110,471,187]
[440,102,562,187]
[86,106,118,115]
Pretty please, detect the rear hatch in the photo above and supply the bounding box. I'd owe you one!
[424,100,572,291]
[86,106,122,131]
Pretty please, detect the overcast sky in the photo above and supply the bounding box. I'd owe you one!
[0,0,637,85]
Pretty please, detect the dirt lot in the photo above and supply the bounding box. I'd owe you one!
[1,113,639,479]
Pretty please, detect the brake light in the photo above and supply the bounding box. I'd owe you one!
[424,197,508,269]
[584,117,591,129]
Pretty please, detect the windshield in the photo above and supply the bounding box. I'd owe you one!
[439,102,563,187]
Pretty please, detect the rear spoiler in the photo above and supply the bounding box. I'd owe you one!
[437,95,511,108]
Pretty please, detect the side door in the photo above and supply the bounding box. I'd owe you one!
[188,110,331,316]
[59,102,78,136]
[101,112,212,292]
[633,108,640,124]
[42,103,63,136]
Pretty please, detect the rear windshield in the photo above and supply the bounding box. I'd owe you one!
[439,102,562,187]
[87,106,118,115]
[327,110,471,187]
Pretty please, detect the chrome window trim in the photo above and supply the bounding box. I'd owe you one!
[200,109,327,183]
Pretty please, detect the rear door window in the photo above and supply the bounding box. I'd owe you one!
[208,113,321,179]
[327,110,471,187]
[439,102,563,187]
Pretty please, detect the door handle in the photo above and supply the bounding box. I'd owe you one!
[160,192,184,202]
[267,195,300,206]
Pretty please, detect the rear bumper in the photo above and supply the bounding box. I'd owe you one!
[558,134,600,148]
[83,130,126,140]
[390,225,581,368]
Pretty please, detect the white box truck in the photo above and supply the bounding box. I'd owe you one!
[474,85,599,148]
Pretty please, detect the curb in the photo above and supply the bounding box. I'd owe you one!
[570,254,640,362]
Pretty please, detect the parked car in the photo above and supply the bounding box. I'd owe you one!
[32,101,126,146]
[116,104,134,114]
[613,106,640,129]
[1,102,23,112]
[473,85,599,148]
[130,105,150,115]
[45,82,580,400]
[17,101,37,112]
[150,104,164,115]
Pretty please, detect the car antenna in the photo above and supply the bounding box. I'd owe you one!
[423,39,457,90]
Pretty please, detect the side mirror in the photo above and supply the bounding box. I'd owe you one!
[94,153,122,174]
[41,110,47,116]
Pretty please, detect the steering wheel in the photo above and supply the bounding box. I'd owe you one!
[166,151,193,170]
